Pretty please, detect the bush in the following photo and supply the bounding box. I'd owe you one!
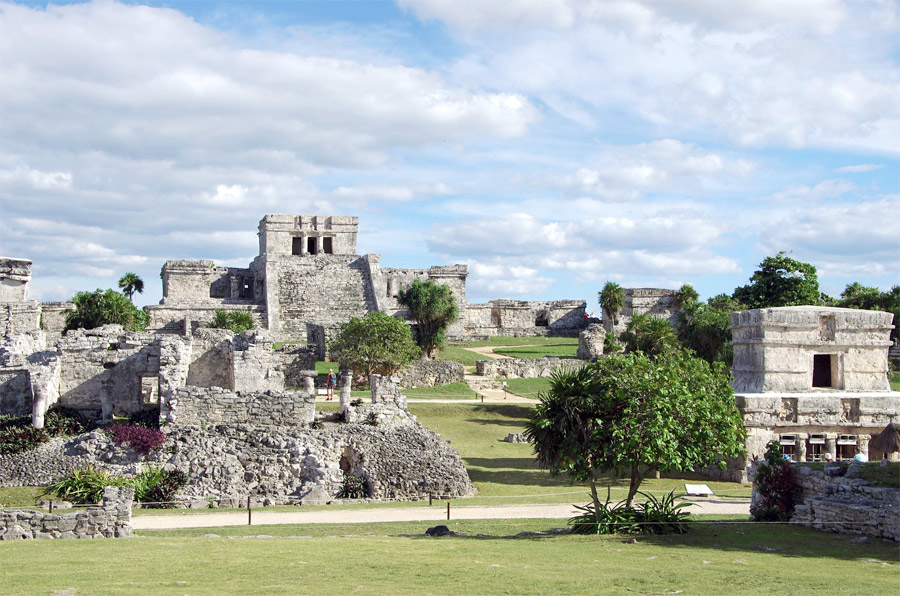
[105,424,167,456]
[132,466,188,507]
[128,408,161,429]
[43,467,129,504]
[207,309,256,334]
[65,288,149,332]
[0,426,49,455]
[569,489,690,535]
[337,473,369,499]
[43,406,94,436]
[750,440,798,522]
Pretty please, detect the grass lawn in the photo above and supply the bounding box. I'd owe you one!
[403,381,477,400]
[502,377,552,399]
[2,519,896,595]
[493,342,578,359]
[891,372,899,391]
[454,336,579,348]
[314,361,340,375]
[435,344,483,367]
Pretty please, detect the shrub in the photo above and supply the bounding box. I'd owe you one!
[750,440,798,522]
[337,473,369,499]
[569,489,690,535]
[43,406,94,436]
[105,424,167,456]
[207,309,256,334]
[43,466,129,504]
[128,408,161,429]
[0,426,49,455]
[134,467,188,507]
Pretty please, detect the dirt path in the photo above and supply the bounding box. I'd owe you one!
[466,345,513,359]
[132,498,750,530]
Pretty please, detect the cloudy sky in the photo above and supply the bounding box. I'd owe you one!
[1,0,898,309]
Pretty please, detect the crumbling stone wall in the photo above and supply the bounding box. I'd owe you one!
[38,301,75,340]
[476,357,585,379]
[277,343,318,387]
[0,486,133,540]
[397,360,464,388]
[577,322,605,360]
[466,300,588,339]
[167,386,315,427]
[752,463,899,541]
[604,288,682,337]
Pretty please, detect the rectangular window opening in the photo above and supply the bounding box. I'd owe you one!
[779,435,797,461]
[292,237,303,256]
[812,354,832,387]
[307,237,318,255]
[323,237,333,254]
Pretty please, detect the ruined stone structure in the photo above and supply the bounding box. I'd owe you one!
[752,462,899,542]
[724,306,899,482]
[145,215,588,342]
[0,486,134,541]
[0,258,74,340]
[603,288,682,337]
[475,357,585,379]
[577,322,605,360]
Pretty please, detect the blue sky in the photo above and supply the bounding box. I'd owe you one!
[1,0,898,309]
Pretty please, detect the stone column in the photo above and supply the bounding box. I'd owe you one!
[229,275,239,298]
[825,434,837,461]
[339,370,352,407]
[301,371,316,394]
[796,435,807,462]
[857,434,870,459]
[300,234,308,254]
[316,236,324,255]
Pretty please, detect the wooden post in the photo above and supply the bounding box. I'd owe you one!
[248,496,252,526]
[429,494,432,506]
[48,501,53,513]
[446,501,450,521]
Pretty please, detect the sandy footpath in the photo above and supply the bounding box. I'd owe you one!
[132,498,750,530]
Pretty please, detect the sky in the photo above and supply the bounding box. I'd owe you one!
[1,0,898,310]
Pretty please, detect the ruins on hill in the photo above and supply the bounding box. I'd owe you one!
[601,287,682,336]
[723,306,898,481]
[146,214,588,341]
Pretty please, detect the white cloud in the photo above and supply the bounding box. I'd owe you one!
[768,179,855,203]
[835,164,884,174]
[467,261,556,297]
[0,166,73,191]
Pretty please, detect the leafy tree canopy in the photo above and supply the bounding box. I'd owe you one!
[677,298,736,366]
[397,279,459,358]
[206,309,257,334]
[526,350,745,508]
[117,272,144,302]
[619,313,677,357]
[65,289,149,333]
[329,311,421,381]
[733,251,821,309]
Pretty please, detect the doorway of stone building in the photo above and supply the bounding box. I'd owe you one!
[812,354,832,387]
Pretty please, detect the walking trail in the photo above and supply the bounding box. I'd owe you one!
[132,498,750,530]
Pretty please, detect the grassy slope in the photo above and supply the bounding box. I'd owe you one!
[3,521,897,595]
[492,343,578,359]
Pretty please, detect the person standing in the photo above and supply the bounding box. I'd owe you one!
[326,368,337,401]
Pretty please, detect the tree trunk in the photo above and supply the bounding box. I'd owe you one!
[589,474,602,524]
[626,462,643,507]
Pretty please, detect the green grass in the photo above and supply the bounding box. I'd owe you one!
[493,343,579,359]
[2,519,896,595]
[435,345,483,367]
[454,336,579,348]
[271,341,304,350]
[315,361,340,375]
[502,377,552,399]
[891,372,899,391]
[0,486,45,509]
[403,382,477,400]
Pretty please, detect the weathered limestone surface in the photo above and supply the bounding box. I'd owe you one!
[0,486,133,540]
[730,306,893,393]
[166,387,315,427]
[577,322,605,360]
[752,463,899,542]
[476,357,585,379]
[465,300,588,339]
[603,288,681,336]
[397,359,464,388]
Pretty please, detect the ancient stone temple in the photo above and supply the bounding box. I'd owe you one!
[146,214,587,341]
[726,306,898,479]
[602,288,682,336]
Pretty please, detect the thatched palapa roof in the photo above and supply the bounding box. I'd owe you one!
[869,423,900,454]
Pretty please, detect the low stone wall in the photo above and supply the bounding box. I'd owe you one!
[0,486,134,540]
[167,386,315,427]
[278,344,318,387]
[752,462,899,541]
[397,359,464,388]
[475,357,585,379]
[577,323,604,360]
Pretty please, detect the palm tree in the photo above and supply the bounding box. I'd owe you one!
[118,272,144,302]
[620,313,677,357]
[598,281,625,327]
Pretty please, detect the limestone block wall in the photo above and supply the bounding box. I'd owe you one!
[39,301,75,339]
[603,288,681,336]
[465,300,588,338]
[397,360,464,388]
[370,374,406,409]
[167,386,315,427]
[752,464,899,542]
[476,357,585,379]
[730,307,893,393]
[259,214,359,257]
[0,301,41,337]
[232,331,284,392]
[278,344,318,387]
[374,264,469,339]
[0,487,134,540]
[0,258,32,302]
[184,329,235,389]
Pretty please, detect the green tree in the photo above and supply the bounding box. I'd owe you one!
[65,289,149,332]
[677,300,735,365]
[733,251,821,308]
[525,351,745,509]
[329,311,421,381]
[397,279,459,358]
[598,281,625,327]
[117,272,144,302]
[674,283,699,308]
[206,309,256,334]
[837,283,900,343]
[619,313,677,357]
